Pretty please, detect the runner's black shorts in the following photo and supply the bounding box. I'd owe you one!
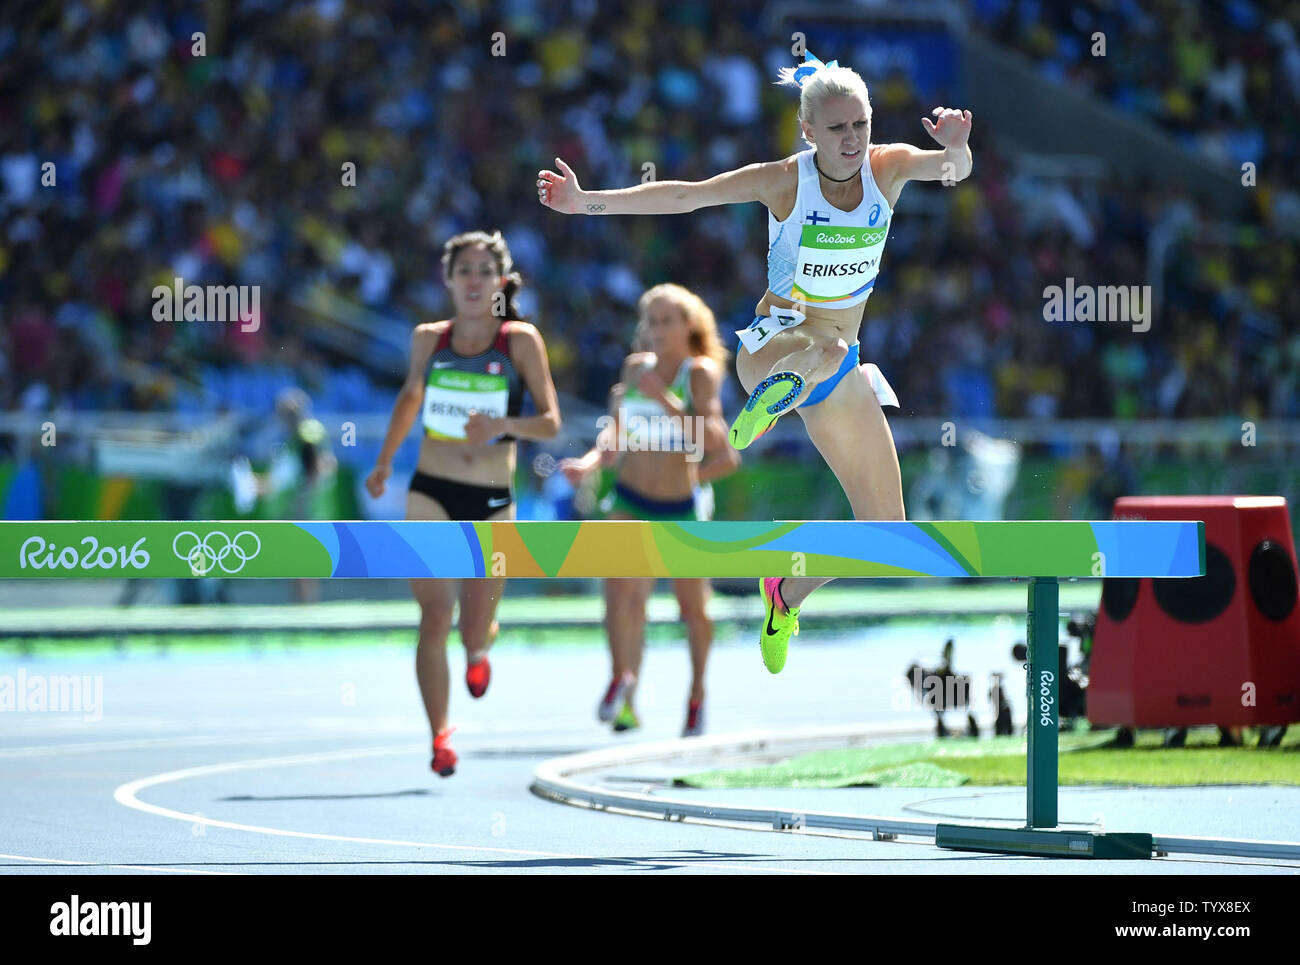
[409,470,513,520]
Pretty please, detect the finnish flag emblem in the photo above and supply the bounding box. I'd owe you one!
[806,209,831,225]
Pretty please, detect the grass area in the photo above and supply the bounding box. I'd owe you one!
[676,726,1300,789]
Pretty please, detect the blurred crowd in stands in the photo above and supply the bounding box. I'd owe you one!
[2,0,1297,440]
[977,0,1300,210]
[972,0,1300,421]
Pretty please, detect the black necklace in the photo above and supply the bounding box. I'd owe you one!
[814,152,860,183]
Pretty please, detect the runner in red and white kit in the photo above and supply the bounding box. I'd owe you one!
[367,230,561,776]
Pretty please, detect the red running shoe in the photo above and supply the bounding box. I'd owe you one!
[466,655,491,699]
[683,699,705,738]
[465,621,498,699]
[431,728,457,777]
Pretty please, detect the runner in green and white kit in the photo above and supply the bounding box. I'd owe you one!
[561,284,739,736]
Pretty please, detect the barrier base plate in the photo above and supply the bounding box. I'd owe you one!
[935,825,1153,859]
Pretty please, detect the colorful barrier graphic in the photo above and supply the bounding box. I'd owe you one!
[0,520,1205,579]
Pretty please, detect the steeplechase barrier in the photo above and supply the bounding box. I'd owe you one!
[2,519,1205,858]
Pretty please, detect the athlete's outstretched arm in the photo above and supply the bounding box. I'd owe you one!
[558,381,623,482]
[875,107,974,199]
[366,326,438,497]
[537,156,792,216]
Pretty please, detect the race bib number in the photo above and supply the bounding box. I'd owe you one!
[791,224,887,305]
[423,370,508,440]
[735,306,807,354]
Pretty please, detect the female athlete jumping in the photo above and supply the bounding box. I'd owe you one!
[538,51,972,673]
[366,230,561,775]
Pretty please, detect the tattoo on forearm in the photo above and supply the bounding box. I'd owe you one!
[586,202,606,213]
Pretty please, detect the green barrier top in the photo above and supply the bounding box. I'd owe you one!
[1,520,1205,579]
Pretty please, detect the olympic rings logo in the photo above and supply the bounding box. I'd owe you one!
[172,530,262,575]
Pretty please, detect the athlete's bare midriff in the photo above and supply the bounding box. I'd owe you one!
[618,450,697,502]
[417,436,516,489]
[612,355,699,502]
[753,290,866,344]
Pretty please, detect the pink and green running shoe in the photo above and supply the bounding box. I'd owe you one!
[759,577,800,674]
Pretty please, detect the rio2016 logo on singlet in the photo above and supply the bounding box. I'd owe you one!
[792,224,888,305]
[422,370,509,440]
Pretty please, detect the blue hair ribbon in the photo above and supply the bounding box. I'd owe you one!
[792,50,839,87]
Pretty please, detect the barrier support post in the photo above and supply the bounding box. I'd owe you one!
[935,575,1153,859]
[1027,576,1058,828]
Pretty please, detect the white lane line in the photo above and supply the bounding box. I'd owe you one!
[0,851,233,875]
[0,733,351,759]
[112,745,834,874]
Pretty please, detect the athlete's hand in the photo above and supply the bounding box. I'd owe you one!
[921,107,972,149]
[537,157,584,214]
[557,457,590,484]
[365,463,391,499]
[464,410,505,445]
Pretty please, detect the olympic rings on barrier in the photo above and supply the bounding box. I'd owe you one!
[172,530,262,575]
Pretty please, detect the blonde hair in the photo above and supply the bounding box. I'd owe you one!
[635,283,729,368]
[775,61,872,146]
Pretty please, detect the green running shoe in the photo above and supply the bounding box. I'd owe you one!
[729,372,804,450]
[759,577,800,673]
[612,700,641,733]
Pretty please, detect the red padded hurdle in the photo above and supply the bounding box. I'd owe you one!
[1090,496,1300,729]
